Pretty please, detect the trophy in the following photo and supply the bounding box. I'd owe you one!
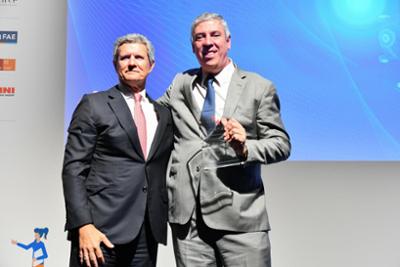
[202,123,246,170]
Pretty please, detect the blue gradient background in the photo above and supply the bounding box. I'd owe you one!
[66,0,400,160]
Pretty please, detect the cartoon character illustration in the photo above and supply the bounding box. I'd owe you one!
[11,227,49,267]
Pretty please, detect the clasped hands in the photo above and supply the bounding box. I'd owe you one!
[220,117,248,160]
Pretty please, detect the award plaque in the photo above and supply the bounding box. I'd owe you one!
[202,123,245,170]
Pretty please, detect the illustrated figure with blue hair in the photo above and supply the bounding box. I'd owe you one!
[12,227,49,267]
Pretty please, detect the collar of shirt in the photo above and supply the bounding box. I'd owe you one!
[200,60,235,88]
[193,60,235,123]
[214,60,235,87]
[118,83,150,103]
[117,83,158,158]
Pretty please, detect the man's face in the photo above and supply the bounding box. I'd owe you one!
[115,42,154,91]
[192,19,231,74]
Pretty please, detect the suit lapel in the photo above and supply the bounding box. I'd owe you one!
[107,86,145,159]
[184,68,246,135]
[222,68,246,118]
[183,71,203,126]
[146,98,168,161]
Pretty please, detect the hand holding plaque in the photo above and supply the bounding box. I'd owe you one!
[203,118,247,170]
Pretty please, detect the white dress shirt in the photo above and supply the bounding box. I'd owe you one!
[120,85,158,158]
[192,60,235,123]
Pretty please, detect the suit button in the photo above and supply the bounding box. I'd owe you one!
[142,186,148,193]
[196,166,200,172]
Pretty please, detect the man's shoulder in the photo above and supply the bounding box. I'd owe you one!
[166,68,200,93]
[236,68,273,86]
[83,85,118,99]
[175,68,200,80]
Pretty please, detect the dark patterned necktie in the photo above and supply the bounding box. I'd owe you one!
[201,75,216,134]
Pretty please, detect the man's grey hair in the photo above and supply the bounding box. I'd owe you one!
[113,33,155,66]
[191,12,231,42]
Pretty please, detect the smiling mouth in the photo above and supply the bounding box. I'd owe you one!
[203,50,217,58]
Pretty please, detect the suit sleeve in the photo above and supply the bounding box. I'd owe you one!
[246,82,291,164]
[62,94,97,230]
[157,73,182,107]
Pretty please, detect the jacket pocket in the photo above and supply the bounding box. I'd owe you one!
[86,183,110,196]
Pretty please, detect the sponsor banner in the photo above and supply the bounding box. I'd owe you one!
[0,58,16,71]
[0,86,16,96]
[0,31,18,43]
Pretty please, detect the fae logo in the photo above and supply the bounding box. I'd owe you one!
[0,86,16,96]
[0,58,16,71]
[0,31,18,43]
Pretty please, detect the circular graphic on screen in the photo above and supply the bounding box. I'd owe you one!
[379,28,396,48]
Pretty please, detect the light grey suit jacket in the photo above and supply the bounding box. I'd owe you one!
[158,66,290,232]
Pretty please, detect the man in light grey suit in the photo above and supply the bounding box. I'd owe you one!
[158,12,291,266]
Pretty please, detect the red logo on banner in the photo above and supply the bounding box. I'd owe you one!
[0,86,16,96]
[0,59,16,71]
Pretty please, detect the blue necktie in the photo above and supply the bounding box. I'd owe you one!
[201,75,216,133]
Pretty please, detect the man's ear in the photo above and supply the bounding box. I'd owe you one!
[149,61,155,72]
[227,35,231,50]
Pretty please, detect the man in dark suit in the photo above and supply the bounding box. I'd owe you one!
[158,13,291,266]
[62,33,173,267]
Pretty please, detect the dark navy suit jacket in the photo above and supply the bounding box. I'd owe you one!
[62,85,173,244]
